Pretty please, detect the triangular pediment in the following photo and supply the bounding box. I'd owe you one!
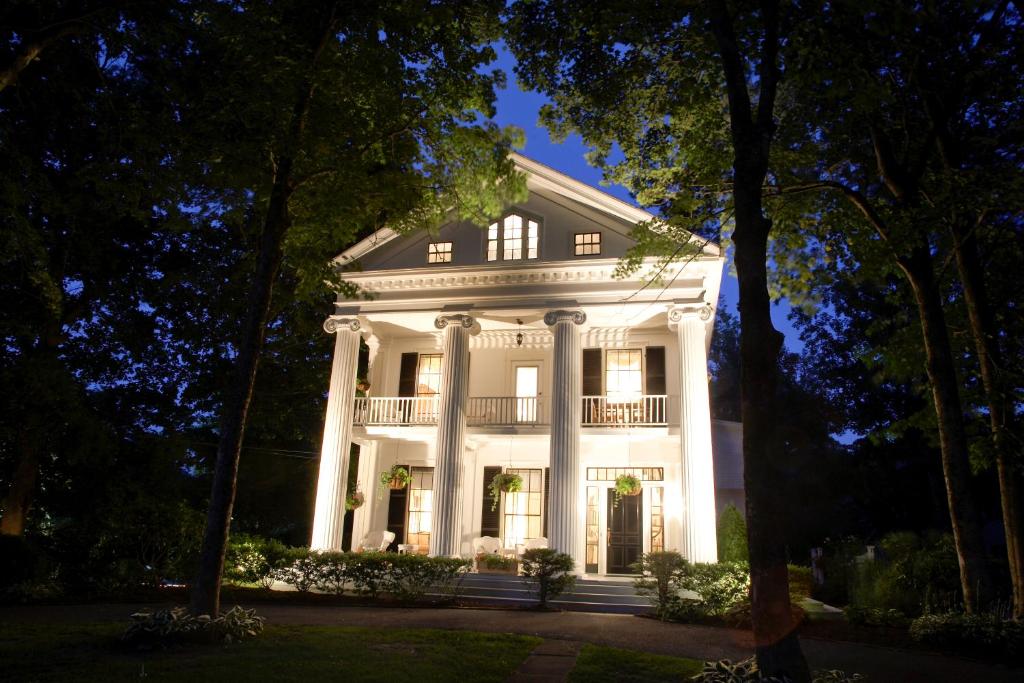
[337,153,718,272]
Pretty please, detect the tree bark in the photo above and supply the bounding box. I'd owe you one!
[900,246,993,613]
[951,220,1023,618]
[709,0,810,679]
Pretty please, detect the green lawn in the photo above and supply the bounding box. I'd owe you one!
[0,622,541,682]
[569,643,703,682]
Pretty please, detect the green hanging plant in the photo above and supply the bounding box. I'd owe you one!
[379,465,412,494]
[613,474,642,507]
[488,472,523,511]
[345,490,365,511]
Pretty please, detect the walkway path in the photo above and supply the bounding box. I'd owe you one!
[508,639,582,683]
[2,603,1019,682]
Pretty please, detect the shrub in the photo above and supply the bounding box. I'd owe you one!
[312,551,349,595]
[632,551,687,620]
[479,554,518,571]
[225,534,290,589]
[426,556,471,598]
[787,565,813,606]
[910,612,1023,659]
[692,658,863,682]
[717,504,749,563]
[386,554,471,601]
[843,605,907,627]
[122,606,264,648]
[677,561,751,617]
[272,548,320,593]
[521,548,575,608]
[345,551,393,598]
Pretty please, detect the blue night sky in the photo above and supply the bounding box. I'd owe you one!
[488,44,802,350]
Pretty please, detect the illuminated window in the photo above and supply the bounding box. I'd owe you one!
[486,213,539,262]
[605,349,643,402]
[502,468,544,549]
[574,232,601,256]
[586,486,599,573]
[650,487,664,552]
[406,467,433,554]
[427,241,452,263]
[416,354,442,396]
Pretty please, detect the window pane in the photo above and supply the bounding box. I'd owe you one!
[407,467,433,553]
[417,354,443,396]
[502,468,544,549]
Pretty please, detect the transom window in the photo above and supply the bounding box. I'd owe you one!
[502,468,544,549]
[416,354,443,396]
[487,213,539,261]
[427,241,453,263]
[605,349,643,402]
[574,232,601,256]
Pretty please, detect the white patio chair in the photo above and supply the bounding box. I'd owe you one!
[356,530,396,552]
[516,536,548,558]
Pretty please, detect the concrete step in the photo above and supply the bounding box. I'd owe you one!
[438,572,655,615]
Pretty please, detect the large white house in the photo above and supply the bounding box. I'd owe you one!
[309,154,741,575]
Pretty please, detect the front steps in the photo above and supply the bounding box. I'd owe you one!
[439,573,654,615]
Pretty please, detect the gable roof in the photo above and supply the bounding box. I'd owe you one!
[335,152,719,265]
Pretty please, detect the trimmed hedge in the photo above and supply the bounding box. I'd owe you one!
[271,549,470,600]
[910,612,1023,660]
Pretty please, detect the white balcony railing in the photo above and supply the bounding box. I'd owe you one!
[354,396,438,425]
[467,396,546,426]
[352,395,670,427]
[581,395,669,426]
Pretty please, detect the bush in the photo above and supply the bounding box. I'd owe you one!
[312,551,349,595]
[520,548,575,608]
[479,554,518,571]
[787,565,813,606]
[843,605,907,627]
[387,553,470,601]
[677,561,751,618]
[632,551,687,620]
[225,534,290,589]
[824,531,960,617]
[0,536,59,602]
[717,504,749,563]
[122,606,264,648]
[910,612,1023,659]
[272,548,320,593]
[344,551,392,598]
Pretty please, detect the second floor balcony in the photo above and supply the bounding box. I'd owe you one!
[353,395,672,428]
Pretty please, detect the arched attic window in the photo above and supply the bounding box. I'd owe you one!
[486,212,540,262]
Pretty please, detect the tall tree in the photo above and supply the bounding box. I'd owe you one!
[507,1,810,677]
[183,1,525,617]
[769,0,1021,612]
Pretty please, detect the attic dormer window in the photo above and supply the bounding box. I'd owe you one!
[486,213,539,262]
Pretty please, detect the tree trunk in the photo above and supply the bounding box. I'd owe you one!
[951,221,1023,618]
[707,0,809,677]
[734,176,812,682]
[901,246,992,613]
[0,436,40,536]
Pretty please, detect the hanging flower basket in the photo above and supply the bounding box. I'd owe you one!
[488,472,523,511]
[613,474,642,507]
[345,491,365,511]
[379,465,412,493]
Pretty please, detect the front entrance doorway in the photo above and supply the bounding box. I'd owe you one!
[606,489,643,574]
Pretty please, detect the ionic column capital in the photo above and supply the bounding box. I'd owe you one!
[434,313,479,334]
[323,316,361,334]
[544,309,586,327]
[668,304,713,325]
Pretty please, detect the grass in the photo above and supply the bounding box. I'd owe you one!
[0,622,540,682]
[569,643,703,682]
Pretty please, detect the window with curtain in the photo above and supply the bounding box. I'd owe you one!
[416,354,443,396]
[502,468,544,549]
[605,349,643,402]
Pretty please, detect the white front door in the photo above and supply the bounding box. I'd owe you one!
[513,363,540,423]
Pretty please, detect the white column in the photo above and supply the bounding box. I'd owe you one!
[670,305,718,563]
[310,316,362,551]
[544,309,586,564]
[429,314,478,557]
